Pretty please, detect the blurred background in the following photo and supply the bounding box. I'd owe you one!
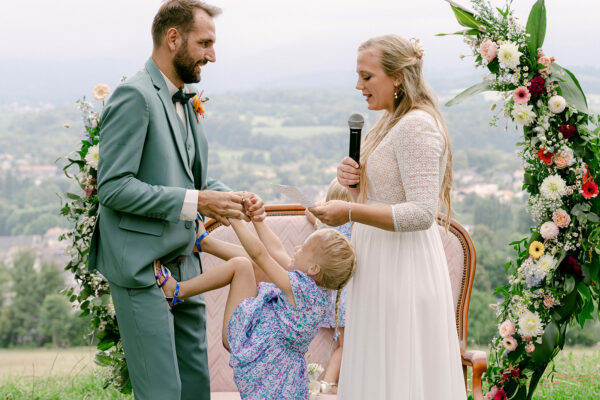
[0,0,599,396]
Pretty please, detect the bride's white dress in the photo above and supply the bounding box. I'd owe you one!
[338,110,466,399]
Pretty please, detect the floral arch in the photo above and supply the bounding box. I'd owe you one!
[442,0,600,398]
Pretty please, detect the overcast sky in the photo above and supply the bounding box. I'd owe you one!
[1,0,598,104]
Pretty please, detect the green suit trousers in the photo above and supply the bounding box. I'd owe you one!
[109,254,210,400]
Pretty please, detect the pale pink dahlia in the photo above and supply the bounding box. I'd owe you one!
[540,221,559,240]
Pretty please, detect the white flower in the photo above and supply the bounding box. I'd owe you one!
[540,221,559,240]
[511,104,536,125]
[307,363,324,380]
[85,145,100,169]
[92,84,111,101]
[518,310,544,337]
[536,254,557,275]
[540,174,567,200]
[498,41,522,69]
[548,95,566,114]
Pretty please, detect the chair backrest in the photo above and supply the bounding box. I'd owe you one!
[436,215,477,353]
[202,205,476,391]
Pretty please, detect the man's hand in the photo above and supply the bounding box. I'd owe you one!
[237,191,266,222]
[197,190,247,226]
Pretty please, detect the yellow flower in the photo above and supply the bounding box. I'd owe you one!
[92,84,111,101]
[529,241,544,259]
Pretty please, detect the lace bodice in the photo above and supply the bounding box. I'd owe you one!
[364,109,447,232]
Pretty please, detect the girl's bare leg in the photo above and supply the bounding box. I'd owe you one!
[221,257,258,349]
[155,258,258,349]
[322,328,344,393]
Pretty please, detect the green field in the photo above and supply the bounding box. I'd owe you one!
[0,347,598,399]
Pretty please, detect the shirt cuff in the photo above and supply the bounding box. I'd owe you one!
[179,190,199,221]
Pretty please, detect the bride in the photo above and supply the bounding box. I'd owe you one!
[309,34,466,399]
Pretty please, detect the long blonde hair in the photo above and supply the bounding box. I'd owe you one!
[357,35,453,224]
[309,228,356,341]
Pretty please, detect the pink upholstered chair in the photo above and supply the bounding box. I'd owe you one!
[202,205,486,400]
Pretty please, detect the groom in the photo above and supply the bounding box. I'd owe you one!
[89,1,263,399]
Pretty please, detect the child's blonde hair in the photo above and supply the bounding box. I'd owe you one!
[325,178,352,203]
[308,228,356,340]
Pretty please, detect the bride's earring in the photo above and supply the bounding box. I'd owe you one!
[394,84,399,100]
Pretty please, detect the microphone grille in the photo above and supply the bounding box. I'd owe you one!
[348,113,365,129]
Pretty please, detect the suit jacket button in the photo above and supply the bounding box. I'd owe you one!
[185,221,192,229]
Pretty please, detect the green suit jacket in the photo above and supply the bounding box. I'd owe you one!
[88,57,229,288]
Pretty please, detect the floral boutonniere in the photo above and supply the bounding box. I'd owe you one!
[191,90,209,122]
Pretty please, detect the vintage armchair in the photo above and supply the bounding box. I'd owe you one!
[201,205,486,400]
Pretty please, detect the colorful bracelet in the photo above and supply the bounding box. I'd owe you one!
[195,231,209,253]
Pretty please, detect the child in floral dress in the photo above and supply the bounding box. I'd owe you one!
[306,178,353,394]
[155,196,356,399]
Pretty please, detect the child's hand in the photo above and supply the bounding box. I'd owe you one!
[242,192,266,222]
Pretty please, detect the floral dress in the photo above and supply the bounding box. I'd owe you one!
[321,222,352,328]
[227,270,329,399]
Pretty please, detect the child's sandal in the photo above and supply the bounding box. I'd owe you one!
[154,260,183,309]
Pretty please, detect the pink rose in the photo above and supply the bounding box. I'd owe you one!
[553,154,570,169]
[552,209,571,228]
[480,40,498,62]
[499,320,515,338]
[525,343,535,353]
[485,386,498,400]
[538,55,554,75]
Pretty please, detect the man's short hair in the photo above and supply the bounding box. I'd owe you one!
[151,0,222,47]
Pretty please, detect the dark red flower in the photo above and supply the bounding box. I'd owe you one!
[582,180,599,199]
[495,389,507,400]
[559,124,578,140]
[561,256,582,278]
[537,148,554,165]
[528,76,546,95]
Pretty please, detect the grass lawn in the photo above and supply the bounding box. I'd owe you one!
[0,346,598,399]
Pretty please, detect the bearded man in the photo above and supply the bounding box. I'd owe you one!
[88,1,263,399]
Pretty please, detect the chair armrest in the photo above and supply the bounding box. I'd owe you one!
[462,349,487,400]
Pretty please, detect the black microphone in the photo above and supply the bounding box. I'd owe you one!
[348,113,364,188]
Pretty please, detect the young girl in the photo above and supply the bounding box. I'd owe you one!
[155,199,356,399]
[305,179,353,394]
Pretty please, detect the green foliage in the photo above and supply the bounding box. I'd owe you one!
[445,81,492,107]
[467,289,498,344]
[0,250,87,348]
[525,0,547,65]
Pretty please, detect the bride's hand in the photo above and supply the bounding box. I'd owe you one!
[308,200,349,227]
[337,157,360,200]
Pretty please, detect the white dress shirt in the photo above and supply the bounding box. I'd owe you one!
[160,72,198,222]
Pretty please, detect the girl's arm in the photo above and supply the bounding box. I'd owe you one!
[229,219,296,306]
[251,220,292,268]
[194,220,248,261]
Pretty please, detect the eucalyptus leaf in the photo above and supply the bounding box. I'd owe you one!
[445,81,492,107]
